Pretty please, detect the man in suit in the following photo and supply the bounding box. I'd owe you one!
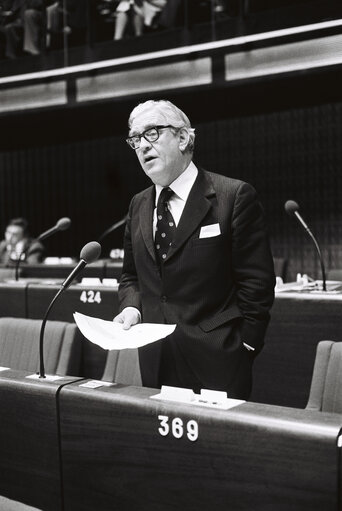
[0,217,44,265]
[114,99,275,398]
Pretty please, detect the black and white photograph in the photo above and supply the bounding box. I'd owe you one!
[0,1,341,509]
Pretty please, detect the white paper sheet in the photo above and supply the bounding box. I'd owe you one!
[73,312,176,350]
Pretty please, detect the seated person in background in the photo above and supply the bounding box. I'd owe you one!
[0,0,26,59]
[114,0,144,40]
[114,0,166,40]
[142,0,166,31]
[23,0,46,55]
[0,217,45,265]
[46,0,87,49]
[0,0,45,58]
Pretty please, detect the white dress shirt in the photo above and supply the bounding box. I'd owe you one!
[153,161,198,239]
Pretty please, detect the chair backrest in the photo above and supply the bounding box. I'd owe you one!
[0,317,82,376]
[306,340,342,413]
[102,348,142,386]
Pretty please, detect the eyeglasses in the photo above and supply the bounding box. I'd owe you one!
[126,125,176,150]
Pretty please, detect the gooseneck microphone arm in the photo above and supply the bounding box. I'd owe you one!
[15,247,27,281]
[39,288,64,378]
[285,200,326,291]
[97,215,128,243]
[15,217,71,282]
[38,241,101,378]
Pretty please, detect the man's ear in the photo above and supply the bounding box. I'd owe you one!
[178,127,190,152]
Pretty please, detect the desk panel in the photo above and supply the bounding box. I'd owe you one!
[0,370,79,511]
[18,260,123,281]
[59,383,342,511]
[21,261,106,281]
[0,282,27,317]
[26,283,118,322]
[251,292,342,408]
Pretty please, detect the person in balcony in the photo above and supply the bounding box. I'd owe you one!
[114,0,166,40]
[0,0,46,58]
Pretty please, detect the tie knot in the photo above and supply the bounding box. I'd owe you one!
[159,187,173,204]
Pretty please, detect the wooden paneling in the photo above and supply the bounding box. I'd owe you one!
[59,383,342,511]
[0,370,79,511]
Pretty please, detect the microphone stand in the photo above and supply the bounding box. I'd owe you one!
[285,201,327,292]
[39,288,64,378]
[38,241,101,378]
[15,246,28,281]
[304,227,327,292]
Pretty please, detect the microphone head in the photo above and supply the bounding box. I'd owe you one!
[80,241,102,264]
[56,217,71,231]
[284,200,299,215]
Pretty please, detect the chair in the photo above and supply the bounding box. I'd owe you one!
[102,348,142,385]
[306,340,342,413]
[0,317,82,376]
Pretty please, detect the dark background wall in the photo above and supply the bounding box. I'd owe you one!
[0,67,341,280]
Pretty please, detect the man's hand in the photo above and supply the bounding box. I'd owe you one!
[113,307,141,330]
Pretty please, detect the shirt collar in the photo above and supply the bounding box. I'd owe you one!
[155,161,198,205]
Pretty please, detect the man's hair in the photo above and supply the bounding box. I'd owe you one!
[7,217,29,236]
[128,100,196,153]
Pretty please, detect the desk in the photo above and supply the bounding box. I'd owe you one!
[0,369,79,511]
[0,372,341,510]
[17,260,123,281]
[59,383,342,511]
[1,282,341,407]
[251,291,342,408]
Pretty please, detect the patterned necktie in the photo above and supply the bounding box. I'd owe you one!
[155,187,176,265]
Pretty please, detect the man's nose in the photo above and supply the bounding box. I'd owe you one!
[139,136,152,150]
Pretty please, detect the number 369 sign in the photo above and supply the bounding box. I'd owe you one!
[158,415,199,442]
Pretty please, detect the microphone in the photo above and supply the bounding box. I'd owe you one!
[15,217,72,281]
[38,241,101,378]
[36,217,71,242]
[61,241,102,290]
[97,215,127,243]
[284,200,326,291]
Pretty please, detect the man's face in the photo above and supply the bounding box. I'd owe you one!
[5,225,24,246]
[129,107,186,186]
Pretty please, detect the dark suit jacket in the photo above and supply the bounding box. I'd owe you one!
[119,168,275,391]
[0,237,45,265]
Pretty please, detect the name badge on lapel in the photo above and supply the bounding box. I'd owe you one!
[199,223,221,238]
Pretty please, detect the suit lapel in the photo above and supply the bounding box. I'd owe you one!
[166,170,215,261]
[139,186,157,262]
